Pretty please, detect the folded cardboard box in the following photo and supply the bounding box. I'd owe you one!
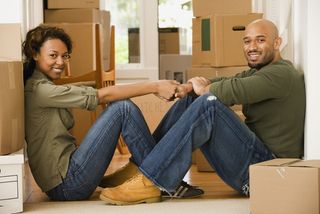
[192,0,252,17]
[192,13,263,67]
[250,158,320,214]
[0,61,24,155]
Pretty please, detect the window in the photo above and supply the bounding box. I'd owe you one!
[101,0,159,81]
[103,0,140,64]
[158,0,192,55]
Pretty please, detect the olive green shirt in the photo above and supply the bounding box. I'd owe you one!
[25,70,99,192]
[209,60,305,158]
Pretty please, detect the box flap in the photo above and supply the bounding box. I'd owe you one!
[290,160,320,168]
[253,158,301,167]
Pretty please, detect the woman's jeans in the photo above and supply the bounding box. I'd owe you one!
[140,93,274,196]
[46,100,157,200]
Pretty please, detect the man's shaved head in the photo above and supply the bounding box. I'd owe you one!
[243,19,282,69]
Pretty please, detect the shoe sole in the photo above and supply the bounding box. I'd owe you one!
[100,194,161,205]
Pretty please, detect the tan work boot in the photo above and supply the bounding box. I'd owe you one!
[100,171,161,205]
[99,161,139,188]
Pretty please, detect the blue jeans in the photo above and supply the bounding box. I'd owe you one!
[46,100,156,200]
[140,93,274,196]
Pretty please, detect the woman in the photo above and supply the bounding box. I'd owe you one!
[23,25,200,201]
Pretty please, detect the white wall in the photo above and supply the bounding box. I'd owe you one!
[294,0,320,159]
[0,0,23,23]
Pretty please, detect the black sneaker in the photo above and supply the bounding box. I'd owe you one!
[161,181,204,199]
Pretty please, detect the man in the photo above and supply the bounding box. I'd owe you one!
[100,19,306,205]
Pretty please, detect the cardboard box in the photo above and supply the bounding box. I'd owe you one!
[0,61,24,155]
[186,66,248,80]
[159,54,192,83]
[192,0,252,17]
[0,24,22,61]
[250,159,320,214]
[128,28,140,63]
[44,9,110,71]
[159,28,180,54]
[0,149,24,214]
[192,13,263,67]
[47,0,99,9]
[131,94,176,133]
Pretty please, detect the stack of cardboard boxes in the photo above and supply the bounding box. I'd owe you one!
[0,24,26,214]
[189,0,263,172]
[44,0,110,144]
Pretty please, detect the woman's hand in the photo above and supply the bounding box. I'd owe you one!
[175,83,193,98]
[154,80,180,101]
[188,77,211,96]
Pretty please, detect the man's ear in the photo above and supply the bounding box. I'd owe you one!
[274,37,282,50]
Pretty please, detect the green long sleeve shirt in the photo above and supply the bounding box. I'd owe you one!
[209,60,305,158]
[25,70,99,192]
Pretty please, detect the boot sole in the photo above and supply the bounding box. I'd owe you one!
[100,194,161,205]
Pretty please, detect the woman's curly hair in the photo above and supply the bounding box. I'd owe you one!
[22,25,73,84]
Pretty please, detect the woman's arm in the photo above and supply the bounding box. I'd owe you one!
[97,80,179,104]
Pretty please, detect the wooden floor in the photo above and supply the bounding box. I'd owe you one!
[25,152,244,203]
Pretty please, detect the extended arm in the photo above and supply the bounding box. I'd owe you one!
[97,80,179,104]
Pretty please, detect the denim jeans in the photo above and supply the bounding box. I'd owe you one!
[140,93,274,196]
[46,100,156,200]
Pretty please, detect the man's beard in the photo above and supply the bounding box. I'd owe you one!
[248,58,273,70]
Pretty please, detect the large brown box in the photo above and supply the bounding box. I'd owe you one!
[186,66,249,80]
[47,0,99,9]
[131,94,176,133]
[44,9,110,71]
[250,159,320,214]
[0,61,24,155]
[159,28,180,54]
[192,13,263,67]
[192,0,252,17]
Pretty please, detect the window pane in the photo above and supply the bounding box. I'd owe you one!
[104,0,140,64]
[158,0,192,55]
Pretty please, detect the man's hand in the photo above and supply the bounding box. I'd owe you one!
[188,77,211,96]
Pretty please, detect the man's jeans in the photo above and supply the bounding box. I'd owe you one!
[140,93,274,196]
[46,100,156,200]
